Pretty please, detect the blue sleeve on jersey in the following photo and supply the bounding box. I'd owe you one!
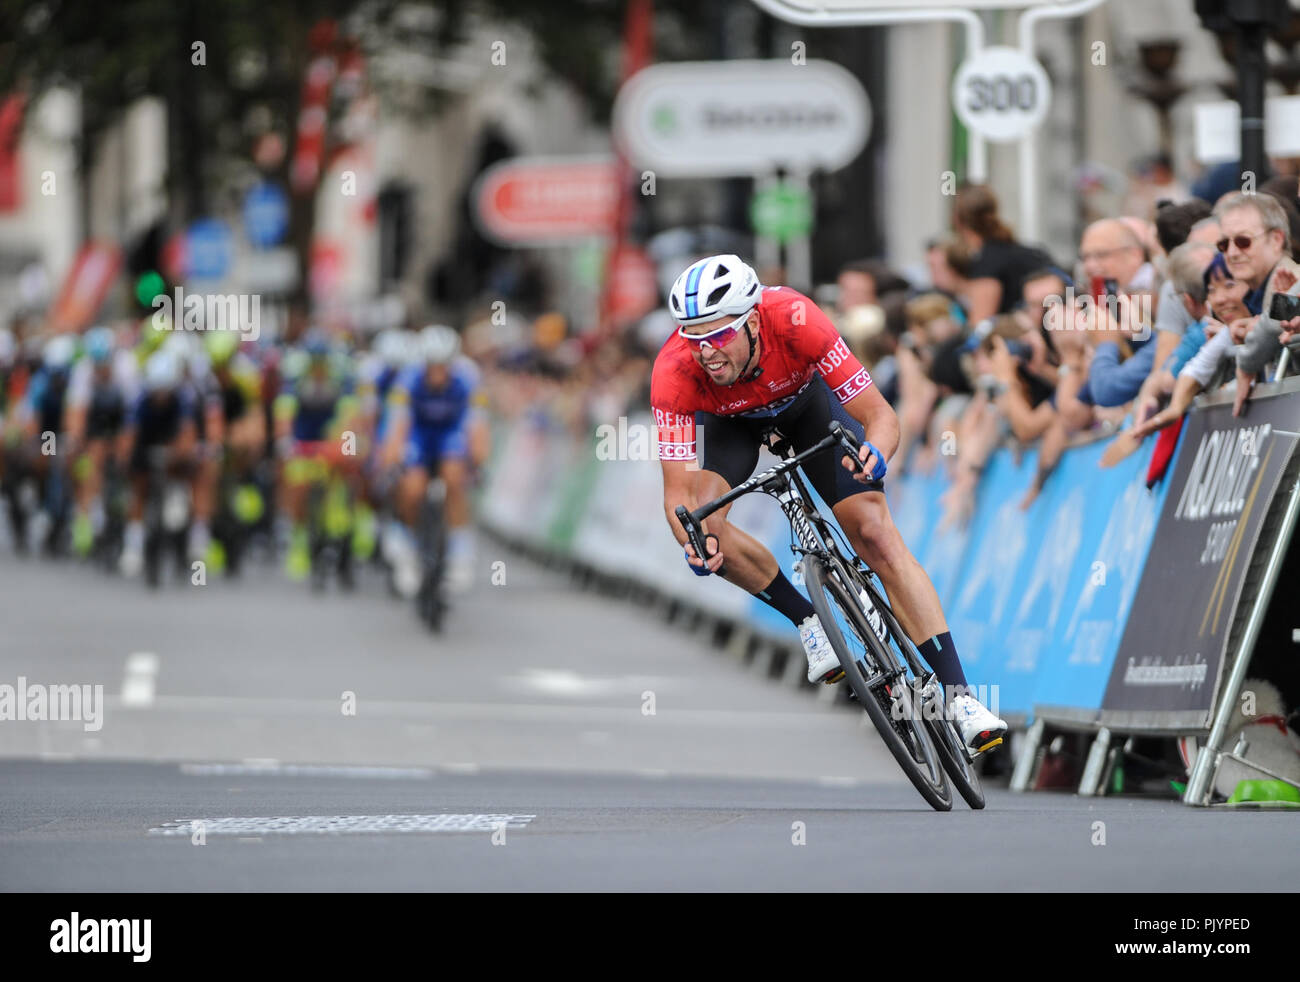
[26,370,48,411]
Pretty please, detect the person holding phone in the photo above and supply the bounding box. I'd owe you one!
[1220,192,1300,415]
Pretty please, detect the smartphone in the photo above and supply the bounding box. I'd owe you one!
[1270,292,1300,322]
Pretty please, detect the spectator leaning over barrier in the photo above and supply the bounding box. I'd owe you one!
[953,184,1054,321]
[892,293,954,473]
[1224,191,1300,414]
[1133,212,1220,423]
[1131,251,1260,440]
[980,268,1068,445]
[1161,240,1222,378]
[1075,218,1160,409]
[1138,204,1216,418]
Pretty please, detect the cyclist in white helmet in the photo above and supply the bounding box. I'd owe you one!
[118,350,202,576]
[379,324,484,595]
[653,254,1007,756]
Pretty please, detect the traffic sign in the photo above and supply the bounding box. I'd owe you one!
[613,59,870,178]
[185,218,233,281]
[750,184,814,243]
[952,47,1051,143]
[473,156,621,246]
[243,181,289,248]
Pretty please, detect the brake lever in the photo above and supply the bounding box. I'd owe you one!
[674,505,725,577]
[828,421,867,476]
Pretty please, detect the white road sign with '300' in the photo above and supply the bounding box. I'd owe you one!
[952,47,1052,143]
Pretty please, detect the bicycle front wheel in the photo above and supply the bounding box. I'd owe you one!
[804,556,951,811]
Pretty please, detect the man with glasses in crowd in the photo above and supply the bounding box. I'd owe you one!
[1217,192,1300,415]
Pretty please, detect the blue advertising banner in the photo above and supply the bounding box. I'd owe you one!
[1028,439,1172,718]
[738,435,1174,721]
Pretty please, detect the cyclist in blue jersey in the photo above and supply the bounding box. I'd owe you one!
[15,335,78,553]
[380,324,479,595]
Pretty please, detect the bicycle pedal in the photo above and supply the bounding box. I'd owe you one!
[974,735,1003,755]
[822,669,845,685]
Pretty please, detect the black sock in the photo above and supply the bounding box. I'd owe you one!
[753,571,816,627]
[917,631,968,691]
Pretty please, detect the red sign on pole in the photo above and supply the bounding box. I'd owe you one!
[473,156,621,246]
[606,245,658,327]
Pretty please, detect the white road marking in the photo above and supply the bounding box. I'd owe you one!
[149,813,536,836]
[180,763,434,779]
[121,652,159,708]
[441,762,479,775]
[94,693,830,728]
[509,669,676,699]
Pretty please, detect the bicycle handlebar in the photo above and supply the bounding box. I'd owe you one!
[674,422,869,564]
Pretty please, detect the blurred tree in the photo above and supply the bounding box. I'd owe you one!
[0,0,737,306]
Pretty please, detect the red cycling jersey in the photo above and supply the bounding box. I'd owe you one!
[650,286,871,461]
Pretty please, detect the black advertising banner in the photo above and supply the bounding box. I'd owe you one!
[1100,390,1300,729]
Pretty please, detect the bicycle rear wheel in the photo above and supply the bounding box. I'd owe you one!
[804,556,951,811]
[415,480,447,632]
[845,567,986,810]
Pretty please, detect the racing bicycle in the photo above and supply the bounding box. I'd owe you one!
[676,420,985,811]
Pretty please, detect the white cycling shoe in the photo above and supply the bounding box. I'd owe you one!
[799,615,843,684]
[949,693,1007,756]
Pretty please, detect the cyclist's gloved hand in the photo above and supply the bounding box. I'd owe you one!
[685,534,720,576]
[855,440,887,482]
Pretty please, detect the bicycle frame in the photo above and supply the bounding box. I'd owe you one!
[675,422,926,685]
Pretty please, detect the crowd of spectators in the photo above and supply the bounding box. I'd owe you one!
[479,161,1300,532]
[824,170,1300,526]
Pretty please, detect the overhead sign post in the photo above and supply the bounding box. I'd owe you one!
[752,0,1108,251]
[614,58,869,290]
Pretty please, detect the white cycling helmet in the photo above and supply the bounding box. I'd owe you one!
[43,334,77,371]
[374,329,408,366]
[144,350,182,393]
[419,324,460,365]
[668,254,762,327]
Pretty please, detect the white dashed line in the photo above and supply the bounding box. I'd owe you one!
[149,814,536,836]
[121,652,159,708]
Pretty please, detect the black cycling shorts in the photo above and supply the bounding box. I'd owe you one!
[695,375,883,505]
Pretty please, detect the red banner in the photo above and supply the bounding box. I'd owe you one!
[0,94,25,213]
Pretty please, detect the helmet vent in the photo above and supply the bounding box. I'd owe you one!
[706,286,728,307]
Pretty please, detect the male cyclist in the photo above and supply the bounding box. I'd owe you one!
[65,325,137,555]
[14,335,78,554]
[118,350,201,576]
[379,325,479,595]
[273,332,362,580]
[653,255,1007,755]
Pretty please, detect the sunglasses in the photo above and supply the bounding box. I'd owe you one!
[677,310,752,351]
[1217,233,1264,253]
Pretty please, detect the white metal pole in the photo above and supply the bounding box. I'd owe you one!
[786,170,813,291]
[748,0,987,181]
[1185,447,1300,805]
[1017,0,1109,244]
[755,172,781,274]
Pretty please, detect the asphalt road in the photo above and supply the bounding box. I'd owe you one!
[0,547,1292,891]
